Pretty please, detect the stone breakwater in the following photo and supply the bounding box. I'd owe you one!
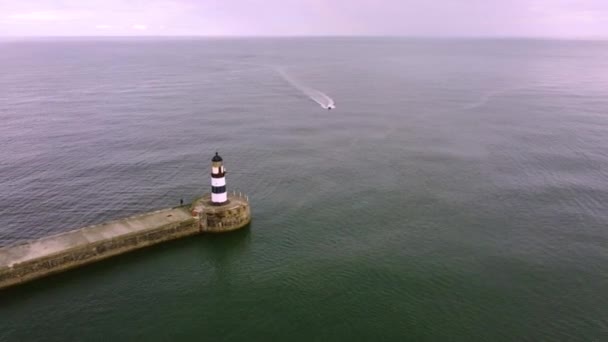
[191,193,251,233]
[0,193,251,290]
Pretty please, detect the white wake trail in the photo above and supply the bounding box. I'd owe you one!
[276,68,335,109]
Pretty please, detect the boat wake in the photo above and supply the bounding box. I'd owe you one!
[276,67,335,110]
[465,84,536,110]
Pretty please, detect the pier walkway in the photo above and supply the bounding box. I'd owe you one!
[0,207,196,289]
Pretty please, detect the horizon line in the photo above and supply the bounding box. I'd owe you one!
[2,34,608,41]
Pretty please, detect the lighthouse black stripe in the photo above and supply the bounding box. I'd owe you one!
[211,186,226,194]
[211,172,225,178]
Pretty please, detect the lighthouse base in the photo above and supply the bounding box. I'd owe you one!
[190,193,251,233]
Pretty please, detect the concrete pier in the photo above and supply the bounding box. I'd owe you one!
[0,207,197,290]
[0,191,252,290]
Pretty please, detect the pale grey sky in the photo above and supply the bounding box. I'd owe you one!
[0,0,607,37]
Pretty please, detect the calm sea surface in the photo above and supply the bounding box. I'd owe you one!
[1,38,607,341]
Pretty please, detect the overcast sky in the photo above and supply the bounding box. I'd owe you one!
[0,0,607,37]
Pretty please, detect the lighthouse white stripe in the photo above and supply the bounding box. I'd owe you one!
[212,192,227,203]
[211,177,226,187]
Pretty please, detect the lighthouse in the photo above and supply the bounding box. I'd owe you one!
[211,152,228,204]
[190,152,251,232]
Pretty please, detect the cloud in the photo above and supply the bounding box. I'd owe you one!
[6,9,92,23]
[1,0,608,37]
[8,11,66,21]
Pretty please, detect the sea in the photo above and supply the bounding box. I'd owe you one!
[0,37,607,341]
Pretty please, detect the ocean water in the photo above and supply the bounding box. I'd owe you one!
[1,38,607,341]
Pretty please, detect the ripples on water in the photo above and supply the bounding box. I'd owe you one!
[1,38,607,341]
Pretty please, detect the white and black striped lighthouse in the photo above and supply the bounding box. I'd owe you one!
[190,152,251,232]
[211,152,228,204]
